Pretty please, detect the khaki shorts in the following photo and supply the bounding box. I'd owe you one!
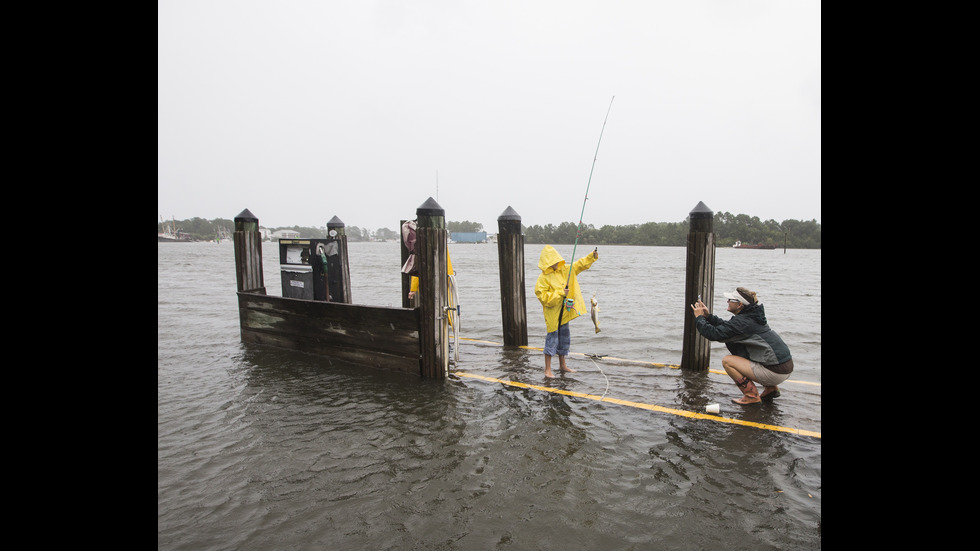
[750,361,791,387]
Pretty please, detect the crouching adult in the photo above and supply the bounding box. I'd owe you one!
[691,287,794,404]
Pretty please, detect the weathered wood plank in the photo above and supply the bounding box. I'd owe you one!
[243,330,420,373]
[238,292,421,374]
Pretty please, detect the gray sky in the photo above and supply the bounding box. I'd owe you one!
[159,1,820,232]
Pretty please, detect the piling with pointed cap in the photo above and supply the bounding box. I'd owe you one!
[497,206,527,346]
[415,197,449,378]
[233,208,265,293]
[324,215,352,303]
[681,201,715,370]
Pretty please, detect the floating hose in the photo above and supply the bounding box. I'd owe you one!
[448,273,460,365]
[586,353,610,400]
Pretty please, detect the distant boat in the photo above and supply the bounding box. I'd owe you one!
[159,216,193,242]
[733,240,775,250]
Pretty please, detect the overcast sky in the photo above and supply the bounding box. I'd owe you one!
[159,1,820,232]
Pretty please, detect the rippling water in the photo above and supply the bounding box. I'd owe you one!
[158,240,820,550]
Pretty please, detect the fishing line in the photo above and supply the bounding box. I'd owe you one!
[556,96,615,351]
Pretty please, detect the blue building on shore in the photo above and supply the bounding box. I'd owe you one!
[450,232,488,243]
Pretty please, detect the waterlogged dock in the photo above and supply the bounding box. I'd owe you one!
[453,337,821,439]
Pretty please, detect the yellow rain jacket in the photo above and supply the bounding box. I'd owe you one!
[535,245,597,333]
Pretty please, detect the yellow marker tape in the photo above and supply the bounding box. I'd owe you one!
[452,371,821,439]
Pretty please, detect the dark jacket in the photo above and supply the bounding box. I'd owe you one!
[695,303,793,374]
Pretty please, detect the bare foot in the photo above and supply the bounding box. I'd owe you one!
[560,367,576,373]
[544,370,555,378]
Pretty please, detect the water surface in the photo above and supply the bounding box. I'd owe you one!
[159,241,820,549]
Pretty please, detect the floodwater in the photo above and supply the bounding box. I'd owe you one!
[158,240,820,549]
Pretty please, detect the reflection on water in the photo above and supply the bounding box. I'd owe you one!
[159,242,820,549]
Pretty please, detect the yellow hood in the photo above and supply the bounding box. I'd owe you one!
[537,245,565,272]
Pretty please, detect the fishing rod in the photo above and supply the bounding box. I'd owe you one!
[555,96,615,359]
[566,95,615,289]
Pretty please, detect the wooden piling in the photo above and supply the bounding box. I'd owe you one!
[415,197,449,378]
[496,206,528,346]
[233,208,265,294]
[325,216,352,303]
[681,201,715,371]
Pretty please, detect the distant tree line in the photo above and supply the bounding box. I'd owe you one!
[447,221,484,233]
[523,212,820,248]
[160,212,819,248]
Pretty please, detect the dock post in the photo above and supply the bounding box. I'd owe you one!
[325,215,352,303]
[233,208,265,294]
[496,206,527,346]
[416,197,448,378]
[681,201,715,371]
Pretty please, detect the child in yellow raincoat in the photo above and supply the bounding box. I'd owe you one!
[534,245,598,378]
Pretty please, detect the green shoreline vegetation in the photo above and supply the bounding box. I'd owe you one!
[160,212,820,249]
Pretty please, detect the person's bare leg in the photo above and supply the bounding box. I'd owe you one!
[722,354,760,404]
[545,354,555,378]
[722,354,755,381]
[559,355,575,373]
[724,354,778,400]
